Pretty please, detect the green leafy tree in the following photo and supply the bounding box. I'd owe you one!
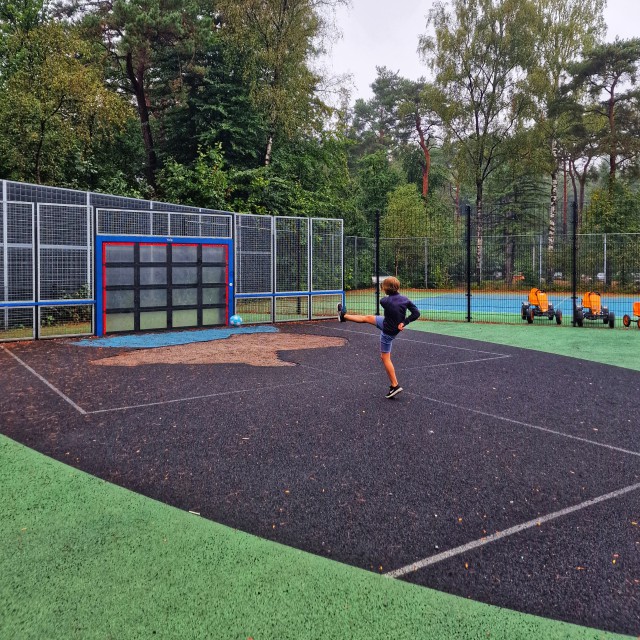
[0,21,132,184]
[422,0,538,281]
[527,0,605,256]
[565,38,640,185]
[58,0,217,191]
[158,145,228,210]
[583,180,640,233]
[355,150,403,234]
[218,0,345,166]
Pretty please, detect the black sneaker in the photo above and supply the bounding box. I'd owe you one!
[385,385,403,399]
[337,303,346,322]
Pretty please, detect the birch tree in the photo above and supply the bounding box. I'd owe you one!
[528,0,604,262]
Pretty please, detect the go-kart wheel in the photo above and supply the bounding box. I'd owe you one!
[556,309,562,325]
[603,316,608,324]
[521,304,528,320]
[575,308,584,327]
[527,308,534,324]
[609,312,615,329]
[623,314,631,327]
[637,318,640,329]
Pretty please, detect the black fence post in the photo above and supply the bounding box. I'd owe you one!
[571,200,578,326]
[375,210,380,315]
[466,205,472,322]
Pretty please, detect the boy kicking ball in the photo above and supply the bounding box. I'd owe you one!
[338,276,420,398]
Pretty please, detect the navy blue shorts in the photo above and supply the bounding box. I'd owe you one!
[375,316,396,353]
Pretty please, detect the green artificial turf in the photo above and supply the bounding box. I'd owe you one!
[0,435,630,640]
[410,320,640,371]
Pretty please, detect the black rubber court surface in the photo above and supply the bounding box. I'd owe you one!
[1,322,639,636]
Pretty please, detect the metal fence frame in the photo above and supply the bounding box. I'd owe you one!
[234,213,343,324]
[1,180,345,340]
[344,206,640,327]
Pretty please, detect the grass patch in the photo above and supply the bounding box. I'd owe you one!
[0,435,628,640]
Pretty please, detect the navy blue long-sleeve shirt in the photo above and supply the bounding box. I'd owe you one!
[380,293,420,336]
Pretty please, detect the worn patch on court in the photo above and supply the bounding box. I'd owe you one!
[91,333,346,367]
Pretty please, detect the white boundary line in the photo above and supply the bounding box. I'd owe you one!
[320,325,509,357]
[385,481,640,578]
[402,354,511,371]
[1,346,87,415]
[406,390,640,458]
[86,379,317,414]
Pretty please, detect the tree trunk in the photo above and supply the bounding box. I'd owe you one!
[563,159,568,235]
[126,52,157,191]
[475,182,483,285]
[264,133,274,166]
[608,87,616,182]
[548,140,558,255]
[415,112,431,197]
[505,234,514,284]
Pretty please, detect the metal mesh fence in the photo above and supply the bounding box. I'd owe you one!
[0,306,34,340]
[345,232,640,327]
[234,214,272,295]
[38,204,92,302]
[311,218,343,292]
[1,180,236,340]
[96,209,232,238]
[276,217,308,293]
[3,203,34,303]
[39,305,93,337]
[2,182,345,338]
[235,214,344,323]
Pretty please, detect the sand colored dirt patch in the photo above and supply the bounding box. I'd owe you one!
[91,333,346,367]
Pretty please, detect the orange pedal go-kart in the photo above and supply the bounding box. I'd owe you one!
[575,291,615,328]
[622,302,640,329]
[521,288,562,324]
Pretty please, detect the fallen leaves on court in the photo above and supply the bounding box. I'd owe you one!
[91,333,346,367]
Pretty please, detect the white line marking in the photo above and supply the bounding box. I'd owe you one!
[385,481,640,578]
[1,346,87,415]
[298,355,511,380]
[403,355,511,371]
[317,325,509,356]
[406,390,640,458]
[86,379,317,414]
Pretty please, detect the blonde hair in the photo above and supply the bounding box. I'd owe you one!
[381,276,400,294]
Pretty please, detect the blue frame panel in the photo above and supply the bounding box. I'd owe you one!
[96,234,234,336]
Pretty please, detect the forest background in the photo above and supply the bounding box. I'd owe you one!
[1,0,640,246]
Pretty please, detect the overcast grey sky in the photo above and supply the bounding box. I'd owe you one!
[322,0,640,100]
